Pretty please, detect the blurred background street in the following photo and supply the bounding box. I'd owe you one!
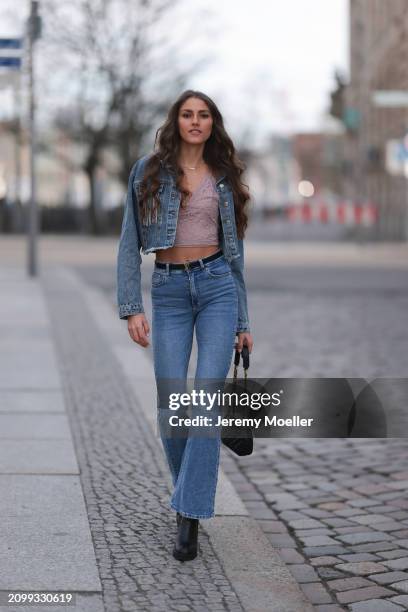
[0,0,407,243]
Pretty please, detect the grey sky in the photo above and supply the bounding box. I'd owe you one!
[189,0,348,142]
[0,0,348,142]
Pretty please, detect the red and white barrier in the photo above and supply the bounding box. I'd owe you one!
[285,201,378,226]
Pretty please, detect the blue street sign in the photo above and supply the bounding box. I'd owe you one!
[0,57,21,68]
[397,142,408,162]
[0,38,23,49]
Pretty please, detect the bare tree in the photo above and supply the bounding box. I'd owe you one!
[39,0,216,233]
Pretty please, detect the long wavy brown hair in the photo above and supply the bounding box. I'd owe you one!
[137,90,250,239]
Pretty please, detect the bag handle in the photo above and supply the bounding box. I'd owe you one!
[233,345,250,382]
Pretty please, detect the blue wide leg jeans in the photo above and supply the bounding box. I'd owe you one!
[151,251,238,519]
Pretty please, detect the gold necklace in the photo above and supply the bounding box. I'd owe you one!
[180,160,204,171]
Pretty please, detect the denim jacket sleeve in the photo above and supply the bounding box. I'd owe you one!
[230,238,250,334]
[116,160,145,319]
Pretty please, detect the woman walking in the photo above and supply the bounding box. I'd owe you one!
[117,90,254,561]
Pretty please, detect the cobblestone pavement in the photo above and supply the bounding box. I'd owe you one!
[42,271,245,612]
[76,259,408,612]
[224,284,408,612]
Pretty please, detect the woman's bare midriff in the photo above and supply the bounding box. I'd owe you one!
[155,245,220,263]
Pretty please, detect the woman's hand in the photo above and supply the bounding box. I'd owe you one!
[128,313,150,347]
[235,332,253,354]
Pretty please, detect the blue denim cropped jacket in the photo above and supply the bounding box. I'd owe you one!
[116,154,250,333]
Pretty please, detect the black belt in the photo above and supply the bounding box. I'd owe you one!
[154,249,223,270]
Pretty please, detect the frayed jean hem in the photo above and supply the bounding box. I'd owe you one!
[170,502,214,520]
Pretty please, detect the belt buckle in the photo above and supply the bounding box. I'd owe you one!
[184,259,190,271]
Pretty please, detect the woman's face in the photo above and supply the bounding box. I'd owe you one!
[178,97,213,145]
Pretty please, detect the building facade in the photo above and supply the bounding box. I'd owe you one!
[345,0,408,240]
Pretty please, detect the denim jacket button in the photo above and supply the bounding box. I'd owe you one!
[224,202,228,207]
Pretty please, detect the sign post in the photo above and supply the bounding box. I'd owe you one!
[0,37,22,69]
[372,90,408,240]
[0,38,23,232]
[26,1,42,277]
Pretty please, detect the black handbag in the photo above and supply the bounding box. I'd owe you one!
[221,345,254,456]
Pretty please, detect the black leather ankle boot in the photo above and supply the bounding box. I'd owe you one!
[173,516,199,561]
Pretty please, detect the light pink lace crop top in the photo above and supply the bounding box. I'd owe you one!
[174,173,220,246]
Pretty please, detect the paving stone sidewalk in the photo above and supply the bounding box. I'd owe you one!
[39,265,314,612]
[77,253,408,612]
[0,266,103,612]
[222,282,408,612]
[220,285,408,612]
[41,268,246,612]
[133,289,408,612]
[147,278,408,612]
[224,438,408,611]
[2,262,310,612]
